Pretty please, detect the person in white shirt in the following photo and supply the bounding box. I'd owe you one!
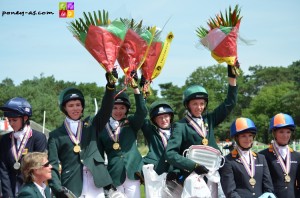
[260,113,300,198]
[18,152,52,198]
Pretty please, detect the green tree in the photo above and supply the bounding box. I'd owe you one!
[159,82,184,121]
[243,82,296,143]
[1,60,300,145]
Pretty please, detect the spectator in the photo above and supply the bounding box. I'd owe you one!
[18,152,52,198]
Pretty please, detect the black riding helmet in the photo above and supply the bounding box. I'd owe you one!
[59,87,85,116]
[149,100,174,125]
[114,91,131,110]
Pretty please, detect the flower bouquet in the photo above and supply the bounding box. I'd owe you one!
[117,18,156,88]
[196,5,242,75]
[68,10,127,84]
[140,30,174,97]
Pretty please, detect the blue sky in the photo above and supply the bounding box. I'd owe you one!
[1,0,299,91]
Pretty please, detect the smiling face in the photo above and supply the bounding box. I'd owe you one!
[273,128,292,146]
[187,99,207,117]
[154,114,171,129]
[112,104,127,121]
[236,132,255,149]
[32,158,52,185]
[64,100,83,120]
[8,116,28,131]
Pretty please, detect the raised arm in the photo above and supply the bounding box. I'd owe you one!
[93,69,118,132]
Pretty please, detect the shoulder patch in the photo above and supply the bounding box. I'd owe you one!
[231,149,238,158]
[268,144,273,152]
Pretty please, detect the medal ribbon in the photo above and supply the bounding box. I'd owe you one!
[272,141,291,175]
[158,128,168,148]
[185,114,207,139]
[11,126,32,163]
[236,146,255,179]
[105,122,122,142]
[64,120,83,146]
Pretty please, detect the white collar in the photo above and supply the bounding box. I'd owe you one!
[159,128,171,136]
[109,117,119,130]
[65,116,80,123]
[187,112,203,123]
[13,125,28,140]
[65,117,79,135]
[237,146,251,164]
[33,182,46,197]
[241,150,250,156]
[274,141,288,159]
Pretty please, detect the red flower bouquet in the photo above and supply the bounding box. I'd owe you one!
[196,5,242,75]
[68,10,127,83]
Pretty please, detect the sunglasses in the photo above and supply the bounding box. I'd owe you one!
[42,161,51,167]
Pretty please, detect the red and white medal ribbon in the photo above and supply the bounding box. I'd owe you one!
[237,146,255,180]
[64,119,83,146]
[11,126,32,163]
[158,128,168,148]
[273,141,291,176]
[106,122,122,142]
[185,114,207,139]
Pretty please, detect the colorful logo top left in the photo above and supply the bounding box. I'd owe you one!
[59,2,74,18]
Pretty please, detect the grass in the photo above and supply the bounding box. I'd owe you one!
[140,184,145,198]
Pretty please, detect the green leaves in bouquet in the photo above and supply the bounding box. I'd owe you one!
[67,10,110,43]
[147,26,162,42]
[120,18,155,45]
[120,18,146,35]
[196,27,209,39]
[218,4,242,28]
[196,4,242,39]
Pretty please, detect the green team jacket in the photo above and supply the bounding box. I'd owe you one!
[142,119,175,175]
[166,85,238,177]
[47,88,115,197]
[98,93,148,186]
[17,182,51,198]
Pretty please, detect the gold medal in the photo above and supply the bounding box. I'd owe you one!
[13,162,21,170]
[113,142,120,150]
[285,174,291,183]
[73,145,81,153]
[249,177,256,186]
[202,138,208,145]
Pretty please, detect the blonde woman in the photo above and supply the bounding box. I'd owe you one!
[18,152,52,198]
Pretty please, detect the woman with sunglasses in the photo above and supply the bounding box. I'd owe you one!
[18,152,52,198]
